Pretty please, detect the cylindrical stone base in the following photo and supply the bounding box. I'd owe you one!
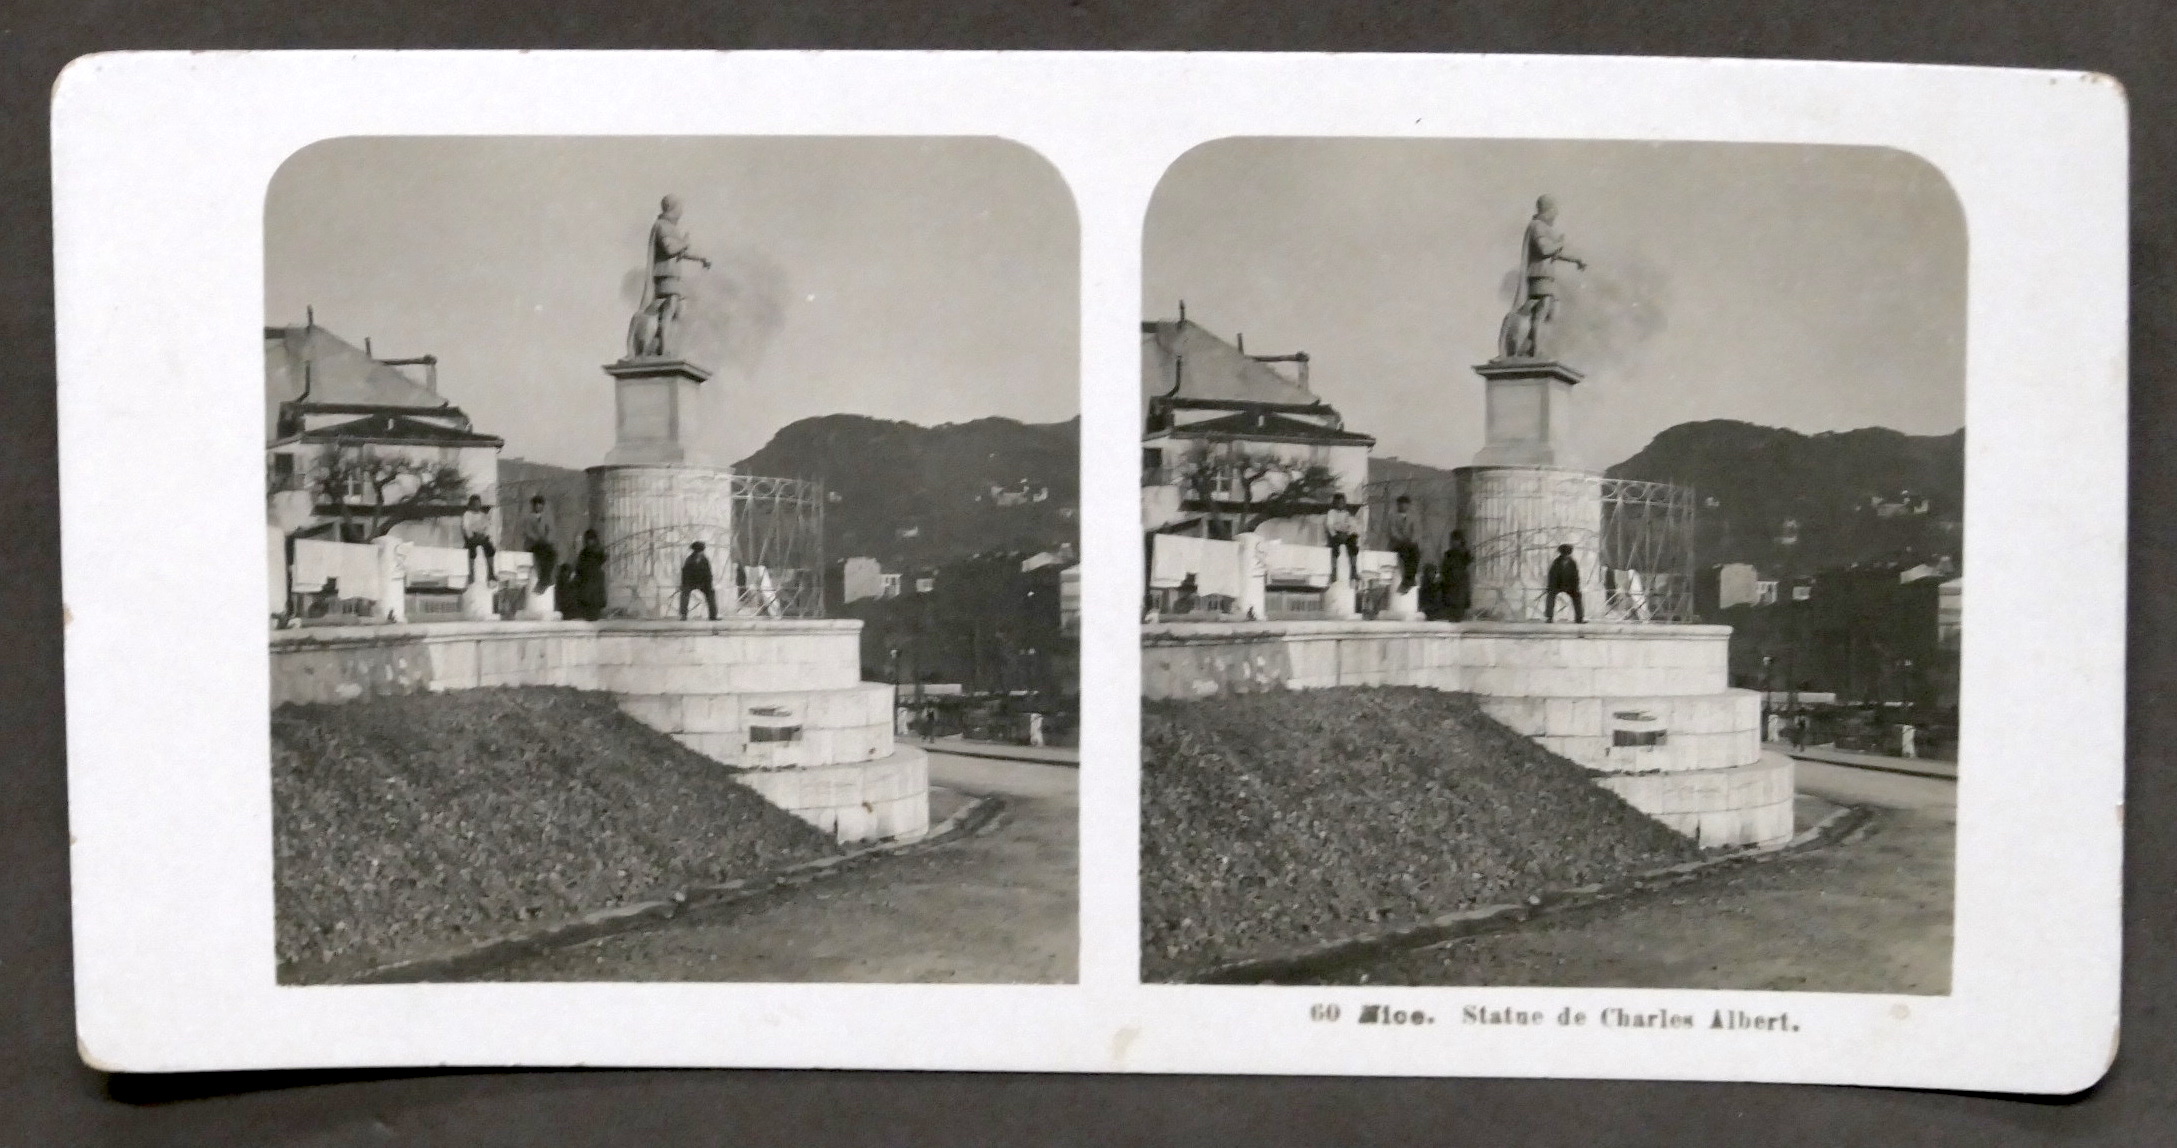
[1457,465,1604,622]
[585,464,735,619]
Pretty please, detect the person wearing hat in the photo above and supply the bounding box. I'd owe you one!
[679,540,718,621]
[1440,529,1474,621]
[1544,542,1585,623]
[459,494,497,585]
[1323,492,1363,585]
[521,494,557,591]
[1387,494,1421,594]
[569,529,608,621]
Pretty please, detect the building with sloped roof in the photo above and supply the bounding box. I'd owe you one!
[266,319,505,548]
[1141,315,1374,546]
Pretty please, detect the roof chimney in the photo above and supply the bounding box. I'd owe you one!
[364,337,374,359]
[1236,332,1245,354]
[1178,300,1187,324]
[306,306,315,330]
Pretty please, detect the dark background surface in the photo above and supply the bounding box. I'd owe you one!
[4,3,2171,1144]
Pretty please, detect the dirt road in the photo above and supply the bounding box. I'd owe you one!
[1304,760,1955,992]
[471,749,1078,983]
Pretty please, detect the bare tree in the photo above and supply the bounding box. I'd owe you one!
[1165,439,1343,537]
[303,440,471,541]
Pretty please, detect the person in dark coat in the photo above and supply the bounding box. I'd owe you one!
[1544,542,1584,623]
[570,529,609,621]
[679,541,718,621]
[1387,495,1421,593]
[1441,529,1473,620]
[521,494,557,591]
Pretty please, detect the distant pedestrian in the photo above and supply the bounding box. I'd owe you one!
[1900,724,1918,759]
[1028,712,1046,747]
[1544,543,1584,623]
[460,494,497,584]
[1174,572,1199,615]
[522,494,557,590]
[1441,529,1473,620]
[1324,493,1362,584]
[1388,495,1421,593]
[1791,712,1809,750]
[679,541,718,621]
[570,529,609,620]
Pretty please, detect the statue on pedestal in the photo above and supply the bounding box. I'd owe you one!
[625,195,713,361]
[1496,195,1588,361]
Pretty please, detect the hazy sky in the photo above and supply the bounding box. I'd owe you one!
[268,136,1079,468]
[1144,139,1966,470]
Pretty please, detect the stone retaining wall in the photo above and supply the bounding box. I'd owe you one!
[269,620,926,842]
[1142,619,1789,847]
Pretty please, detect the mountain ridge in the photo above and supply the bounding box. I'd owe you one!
[1371,419,1964,576]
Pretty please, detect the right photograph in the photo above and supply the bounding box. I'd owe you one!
[1139,139,1963,990]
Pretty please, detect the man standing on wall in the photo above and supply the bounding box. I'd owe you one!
[1387,494,1421,594]
[680,540,719,621]
[1441,529,1474,621]
[460,494,497,585]
[1324,492,1362,585]
[522,494,557,591]
[1544,543,1585,623]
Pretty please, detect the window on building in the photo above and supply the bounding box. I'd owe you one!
[269,452,296,490]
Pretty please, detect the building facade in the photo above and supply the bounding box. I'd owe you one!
[1141,317,1374,547]
[265,322,504,549]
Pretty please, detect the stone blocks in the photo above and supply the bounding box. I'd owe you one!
[735,746,931,843]
[1594,753,1796,848]
[1476,691,1761,774]
[1140,621,1732,701]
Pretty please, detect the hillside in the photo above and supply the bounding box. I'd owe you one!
[498,414,1079,571]
[1606,420,1963,577]
[736,414,1080,568]
[1366,421,1964,578]
[1141,687,1701,981]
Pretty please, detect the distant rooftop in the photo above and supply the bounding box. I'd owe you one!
[288,411,502,448]
[1163,408,1375,446]
[1141,318,1323,411]
[265,323,455,442]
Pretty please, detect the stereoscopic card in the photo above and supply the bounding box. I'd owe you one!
[55,52,2124,1091]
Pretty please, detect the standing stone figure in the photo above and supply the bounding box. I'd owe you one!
[626,194,713,360]
[1496,194,1588,361]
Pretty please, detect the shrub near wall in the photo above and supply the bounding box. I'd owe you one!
[272,686,840,981]
[1140,687,1701,980]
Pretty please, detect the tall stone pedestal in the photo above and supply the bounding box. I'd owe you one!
[587,355,735,618]
[1457,358,1603,621]
[1473,359,1583,467]
[604,358,714,466]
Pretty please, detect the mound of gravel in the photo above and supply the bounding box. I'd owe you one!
[1141,687,1701,981]
[273,686,840,981]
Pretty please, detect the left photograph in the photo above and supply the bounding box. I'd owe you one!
[263,137,1081,985]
